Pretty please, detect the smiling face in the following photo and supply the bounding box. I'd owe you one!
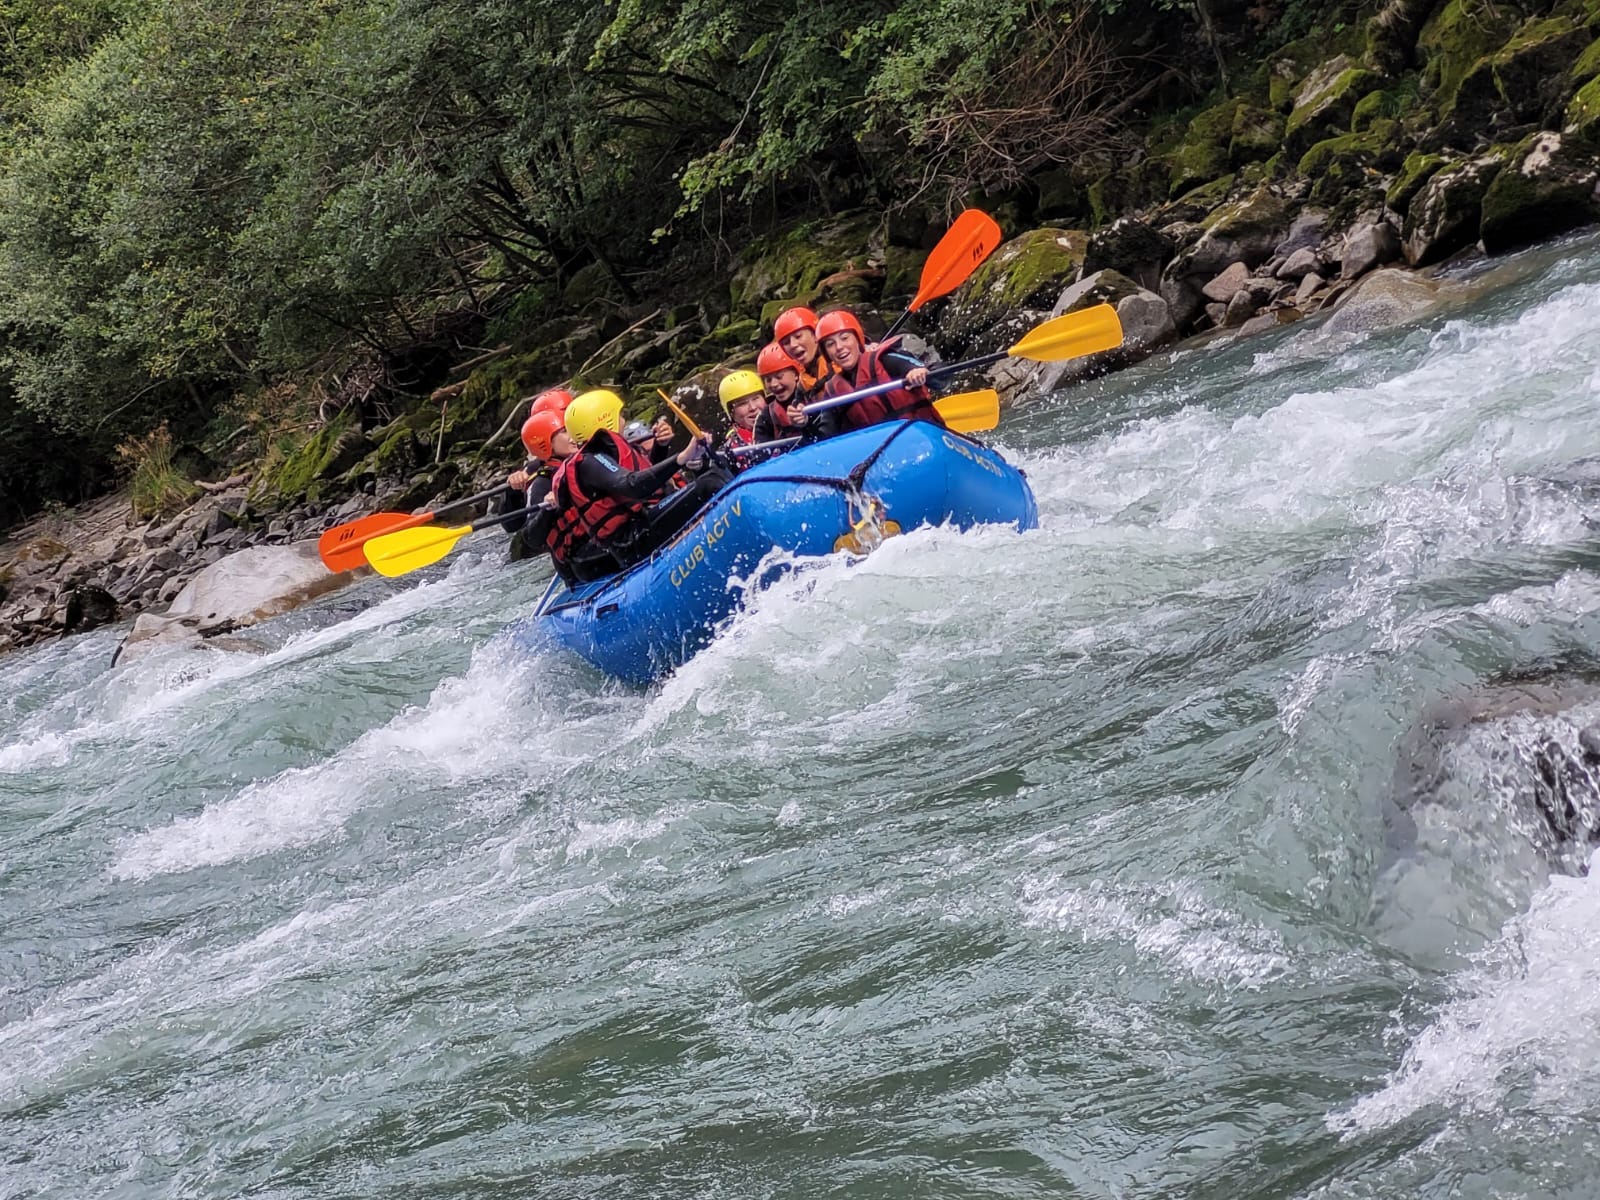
[780,327,818,366]
[822,329,862,370]
[762,368,800,405]
[729,394,762,431]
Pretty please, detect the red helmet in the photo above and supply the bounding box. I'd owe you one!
[529,388,573,418]
[815,309,865,349]
[520,411,565,461]
[755,341,801,379]
[772,306,819,342]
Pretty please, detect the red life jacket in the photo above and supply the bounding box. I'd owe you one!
[761,398,796,432]
[545,431,654,564]
[824,337,946,431]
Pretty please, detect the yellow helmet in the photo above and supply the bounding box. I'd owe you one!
[718,370,765,414]
[565,389,625,444]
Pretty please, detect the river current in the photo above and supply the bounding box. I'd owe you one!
[6,237,1600,1198]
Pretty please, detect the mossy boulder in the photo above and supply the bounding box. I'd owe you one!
[1568,71,1600,137]
[679,317,761,367]
[1285,59,1385,157]
[1386,151,1449,213]
[1166,98,1243,197]
[1298,124,1405,204]
[940,227,1088,348]
[1569,36,1600,92]
[1417,0,1522,105]
[728,212,883,315]
[341,420,427,486]
[883,244,932,299]
[1269,35,1337,111]
[1491,17,1593,123]
[1351,88,1394,133]
[1480,130,1600,253]
[260,410,371,504]
[1402,149,1509,264]
[1230,102,1286,164]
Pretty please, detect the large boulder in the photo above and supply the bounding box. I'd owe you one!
[113,541,364,664]
[939,227,1088,353]
[1479,131,1600,255]
[1402,151,1508,265]
[1296,125,1404,205]
[1323,267,1444,334]
[1340,220,1403,279]
[1166,98,1243,198]
[1416,0,1522,114]
[1160,184,1297,330]
[1283,57,1385,157]
[1023,269,1176,395]
[1081,218,1175,292]
[728,213,884,316]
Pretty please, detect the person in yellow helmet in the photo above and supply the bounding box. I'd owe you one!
[544,389,725,580]
[718,370,764,452]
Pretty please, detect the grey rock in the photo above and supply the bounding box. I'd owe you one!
[1340,221,1402,280]
[1223,289,1257,327]
[1294,272,1327,306]
[1202,261,1251,303]
[1273,209,1329,258]
[1276,247,1322,280]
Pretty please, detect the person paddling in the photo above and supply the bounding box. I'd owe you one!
[546,389,725,582]
[507,411,577,568]
[773,306,834,400]
[816,309,945,433]
[753,342,809,444]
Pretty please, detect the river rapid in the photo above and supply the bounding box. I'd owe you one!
[7,238,1600,1198]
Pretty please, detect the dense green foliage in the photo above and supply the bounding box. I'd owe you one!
[0,0,1290,519]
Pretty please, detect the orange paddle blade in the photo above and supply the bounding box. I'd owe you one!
[318,511,430,573]
[909,209,1003,312]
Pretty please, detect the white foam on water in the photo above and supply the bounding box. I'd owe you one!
[108,629,570,880]
[1332,848,1600,1137]
[0,729,72,773]
[1019,875,1290,989]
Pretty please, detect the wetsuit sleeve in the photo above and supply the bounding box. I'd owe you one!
[513,474,554,557]
[877,349,926,380]
[575,451,681,502]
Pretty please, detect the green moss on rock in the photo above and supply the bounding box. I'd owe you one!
[1417,0,1521,104]
[1386,151,1449,213]
[1297,126,1403,204]
[1230,103,1285,164]
[1481,130,1600,253]
[728,213,883,315]
[262,410,369,502]
[1166,98,1242,197]
[1568,71,1600,136]
[1285,61,1385,156]
[940,228,1088,345]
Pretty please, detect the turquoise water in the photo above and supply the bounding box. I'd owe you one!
[6,237,1600,1198]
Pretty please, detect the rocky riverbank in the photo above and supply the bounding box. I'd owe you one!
[4,0,1599,659]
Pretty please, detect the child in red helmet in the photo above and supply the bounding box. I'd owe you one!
[815,309,946,434]
[501,411,578,563]
[752,341,810,444]
[772,306,835,400]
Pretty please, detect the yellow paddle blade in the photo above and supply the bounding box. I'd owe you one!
[657,389,705,439]
[934,389,1000,433]
[1008,303,1123,362]
[364,522,474,577]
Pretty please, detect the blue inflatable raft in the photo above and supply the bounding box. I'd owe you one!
[510,419,1038,684]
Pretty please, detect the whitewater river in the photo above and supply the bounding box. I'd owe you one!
[7,236,1600,1198]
